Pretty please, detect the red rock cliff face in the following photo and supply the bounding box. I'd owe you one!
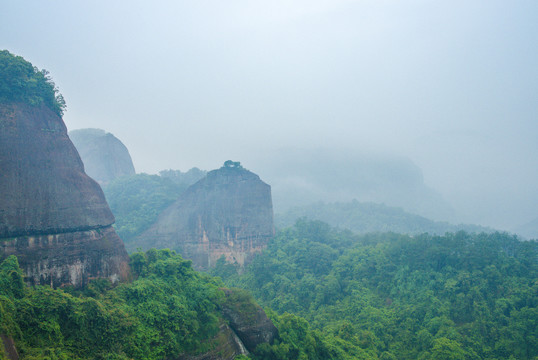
[134,165,274,270]
[0,103,129,287]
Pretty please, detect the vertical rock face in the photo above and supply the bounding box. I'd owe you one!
[0,103,130,287]
[220,289,278,353]
[69,128,135,185]
[135,163,274,269]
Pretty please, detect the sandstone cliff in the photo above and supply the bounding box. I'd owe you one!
[0,103,129,287]
[69,128,135,185]
[134,162,274,269]
[220,288,278,353]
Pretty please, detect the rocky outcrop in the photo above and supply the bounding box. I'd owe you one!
[220,289,278,353]
[69,128,135,185]
[0,103,129,287]
[0,334,18,360]
[176,324,248,360]
[0,227,130,287]
[0,105,115,237]
[134,162,274,269]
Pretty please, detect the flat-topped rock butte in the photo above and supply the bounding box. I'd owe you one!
[134,161,275,270]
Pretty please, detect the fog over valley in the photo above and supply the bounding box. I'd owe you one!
[2,2,538,359]
[3,0,537,232]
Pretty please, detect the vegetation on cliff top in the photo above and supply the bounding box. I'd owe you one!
[0,50,66,116]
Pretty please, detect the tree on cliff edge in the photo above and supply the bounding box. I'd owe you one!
[0,50,66,116]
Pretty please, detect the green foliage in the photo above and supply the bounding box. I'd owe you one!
[216,220,538,359]
[0,50,66,116]
[275,200,492,235]
[103,174,188,244]
[223,160,243,169]
[159,167,206,185]
[0,250,225,359]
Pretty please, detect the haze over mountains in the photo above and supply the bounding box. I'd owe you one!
[3,1,536,234]
[248,148,455,221]
[67,128,533,239]
[2,1,537,356]
[69,128,136,185]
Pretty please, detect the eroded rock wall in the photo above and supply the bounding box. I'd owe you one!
[0,103,115,238]
[135,165,274,269]
[0,226,129,287]
[0,103,129,287]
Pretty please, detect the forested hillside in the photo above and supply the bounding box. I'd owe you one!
[275,201,491,235]
[0,250,223,359]
[213,220,538,359]
[0,249,369,360]
[103,169,206,244]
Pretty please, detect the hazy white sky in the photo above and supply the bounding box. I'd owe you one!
[2,0,537,229]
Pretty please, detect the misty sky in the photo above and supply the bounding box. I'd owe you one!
[2,0,537,230]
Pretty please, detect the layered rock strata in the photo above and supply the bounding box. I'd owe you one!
[135,163,274,269]
[0,103,129,287]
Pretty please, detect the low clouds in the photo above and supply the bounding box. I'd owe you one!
[2,0,537,230]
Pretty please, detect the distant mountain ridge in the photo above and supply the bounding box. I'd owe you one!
[250,148,456,222]
[69,128,136,185]
[514,217,538,240]
[276,200,493,235]
[0,102,129,288]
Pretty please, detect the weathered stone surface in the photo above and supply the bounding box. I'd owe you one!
[0,226,130,287]
[176,323,248,360]
[177,288,279,360]
[69,128,135,185]
[0,103,115,238]
[0,102,129,287]
[220,289,278,353]
[134,163,274,269]
[0,334,18,360]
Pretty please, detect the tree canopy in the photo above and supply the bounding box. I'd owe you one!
[214,220,538,359]
[0,50,66,116]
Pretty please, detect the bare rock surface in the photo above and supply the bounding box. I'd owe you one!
[134,162,274,270]
[0,103,129,287]
[0,103,115,238]
[69,128,135,185]
[0,334,18,360]
[220,288,278,353]
[176,323,248,360]
[0,226,130,287]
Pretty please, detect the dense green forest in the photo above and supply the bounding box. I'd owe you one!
[213,220,538,359]
[0,250,223,359]
[0,249,365,360]
[0,50,65,116]
[1,220,536,359]
[276,201,491,235]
